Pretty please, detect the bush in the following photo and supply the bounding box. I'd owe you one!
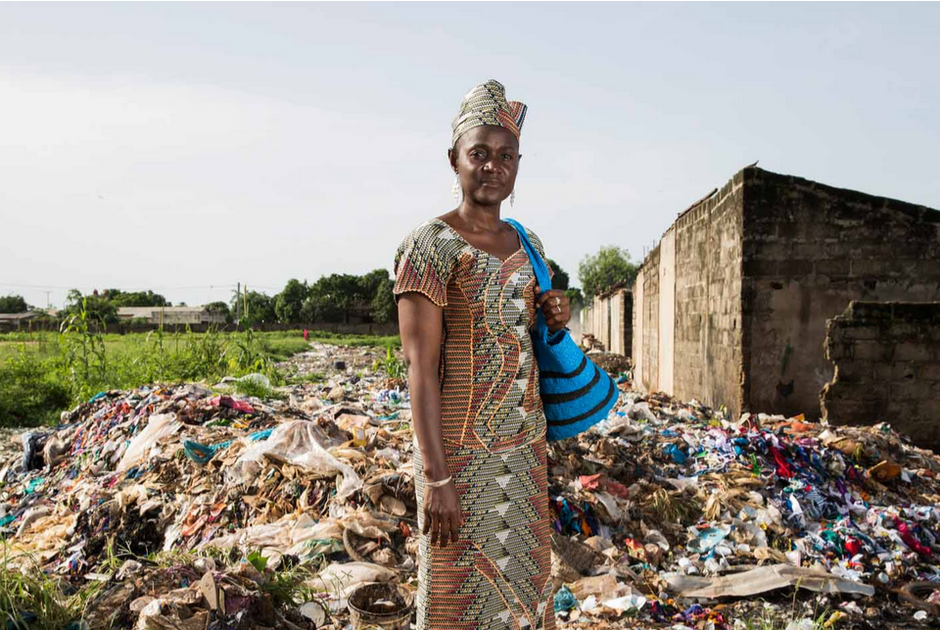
[0,350,71,426]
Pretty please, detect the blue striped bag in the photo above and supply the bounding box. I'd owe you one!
[504,218,619,441]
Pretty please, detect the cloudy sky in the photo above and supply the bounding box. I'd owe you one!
[2,2,938,309]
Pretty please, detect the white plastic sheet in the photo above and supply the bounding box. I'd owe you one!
[228,420,361,499]
[666,564,875,599]
[308,561,397,612]
[117,413,181,473]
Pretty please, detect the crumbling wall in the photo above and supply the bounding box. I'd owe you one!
[741,168,940,419]
[822,302,940,451]
[672,173,746,414]
[641,246,660,392]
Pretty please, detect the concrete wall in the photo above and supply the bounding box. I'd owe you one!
[633,269,645,386]
[640,245,660,392]
[580,290,632,356]
[658,229,676,394]
[670,173,746,414]
[612,291,632,356]
[822,302,940,451]
[741,168,940,419]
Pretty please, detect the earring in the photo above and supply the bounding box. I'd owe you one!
[510,189,516,207]
[453,175,461,203]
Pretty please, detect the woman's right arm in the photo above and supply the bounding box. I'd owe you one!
[398,293,464,548]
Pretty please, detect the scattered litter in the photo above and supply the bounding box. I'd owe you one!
[2,344,939,629]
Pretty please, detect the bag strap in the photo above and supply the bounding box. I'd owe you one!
[504,217,553,340]
[504,218,552,294]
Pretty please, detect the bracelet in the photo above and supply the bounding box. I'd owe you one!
[425,475,452,488]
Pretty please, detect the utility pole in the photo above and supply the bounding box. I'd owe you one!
[243,284,249,324]
[235,282,241,325]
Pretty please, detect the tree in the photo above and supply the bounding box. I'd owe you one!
[565,288,584,309]
[105,290,168,308]
[545,259,570,291]
[0,294,28,313]
[359,269,390,298]
[275,279,308,324]
[578,246,637,298]
[205,301,232,324]
[371,277,397,324]
[64,289,118,324]
[232,291,276,325]
[359,269,397,324]
[306,274,362,323]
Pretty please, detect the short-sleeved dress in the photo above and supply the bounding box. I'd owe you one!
[394,218,555,630]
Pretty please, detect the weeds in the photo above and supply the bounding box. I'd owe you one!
[59,298,109,401]
[0,545,98,630]
[233,376,283,400]
[372,345,406,381]
[303,331,400,348]
[259,563,319,608]
[0,315,321,427]
[0,348,71,426]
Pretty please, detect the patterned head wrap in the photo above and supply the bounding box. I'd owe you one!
[451,79,527,149]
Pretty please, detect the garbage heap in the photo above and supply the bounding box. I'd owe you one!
[1,345,939,630]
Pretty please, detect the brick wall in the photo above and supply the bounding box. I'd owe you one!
[741,168,940,419]
[672,173,746,414]
[822,302,940,450]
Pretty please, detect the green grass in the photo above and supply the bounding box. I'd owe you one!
[0,545,100,630]
[232,376,284,400]
[0,322,400,428]
[0,330,400,362]
[300,330,401,348]
[0,542,325,630]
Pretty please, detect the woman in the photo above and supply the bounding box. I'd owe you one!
[394,79,570,630]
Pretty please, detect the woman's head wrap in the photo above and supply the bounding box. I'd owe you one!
[451,79,527,149]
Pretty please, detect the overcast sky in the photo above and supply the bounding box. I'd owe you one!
[2,2,938,309]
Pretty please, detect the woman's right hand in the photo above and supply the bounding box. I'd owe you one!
[423,480,464,548]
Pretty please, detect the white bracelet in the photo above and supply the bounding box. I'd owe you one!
[425,475,452,488]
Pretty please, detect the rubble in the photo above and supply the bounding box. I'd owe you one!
[1,342,938,630]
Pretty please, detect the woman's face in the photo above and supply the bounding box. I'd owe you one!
[449,125,520,206]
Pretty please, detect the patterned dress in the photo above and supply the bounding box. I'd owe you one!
[393,219,555,630]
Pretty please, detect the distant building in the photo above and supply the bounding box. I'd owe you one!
[0,311,44,330]
[117,306,226,325]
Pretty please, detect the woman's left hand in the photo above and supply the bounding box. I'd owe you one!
[536,288,571,333]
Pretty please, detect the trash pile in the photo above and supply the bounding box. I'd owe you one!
[547,392,940,629]
[1,342,939,630]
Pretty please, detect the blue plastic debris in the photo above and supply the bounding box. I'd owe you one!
[184,428,273,464]
[553,585,578,612]
[666,443,688,464]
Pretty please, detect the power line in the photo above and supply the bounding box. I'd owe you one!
[0,282,240,291]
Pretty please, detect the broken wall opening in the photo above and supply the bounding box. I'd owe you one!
[821,301,940,451]
[741,168,940,420]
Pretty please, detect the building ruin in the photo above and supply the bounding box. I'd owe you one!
[626,166,940,445]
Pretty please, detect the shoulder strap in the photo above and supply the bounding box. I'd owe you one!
[504,218,552,294]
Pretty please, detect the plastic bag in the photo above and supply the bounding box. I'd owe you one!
[116,413,181,472]
[229,420,361,499]
[309,561,398,612]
